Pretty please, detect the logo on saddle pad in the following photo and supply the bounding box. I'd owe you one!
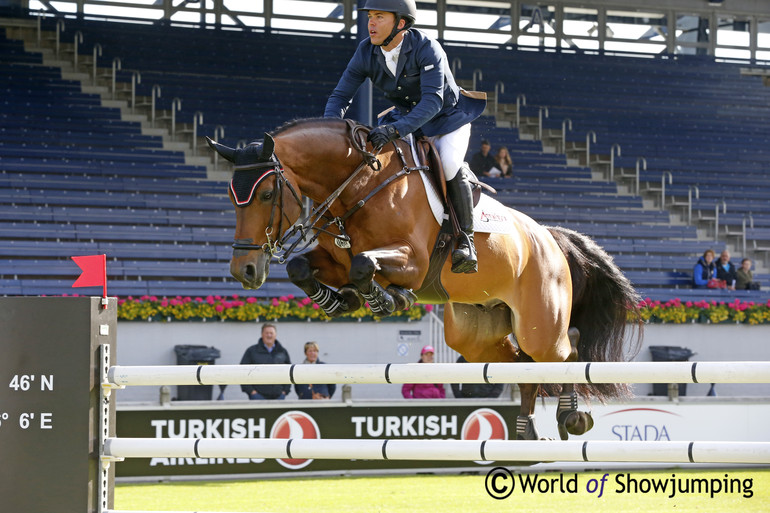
[479,210,507,223]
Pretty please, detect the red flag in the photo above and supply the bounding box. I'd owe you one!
[72,254,106,288]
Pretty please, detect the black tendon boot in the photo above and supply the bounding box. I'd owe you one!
[446,171,478,273]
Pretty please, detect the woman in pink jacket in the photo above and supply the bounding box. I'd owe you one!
[402,345,446,399]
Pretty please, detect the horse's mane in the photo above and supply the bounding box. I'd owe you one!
[270,117,353,136]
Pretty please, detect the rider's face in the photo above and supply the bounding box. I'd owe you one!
[367,10,398,47]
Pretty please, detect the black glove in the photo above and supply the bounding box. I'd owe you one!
[367,124,400,150]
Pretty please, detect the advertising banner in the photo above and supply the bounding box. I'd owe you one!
[116,402,521,477]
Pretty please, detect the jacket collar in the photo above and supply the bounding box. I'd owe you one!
[373,30,414,78]
[394,30,413,78]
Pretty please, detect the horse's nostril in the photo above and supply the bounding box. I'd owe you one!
[244,263,257,281]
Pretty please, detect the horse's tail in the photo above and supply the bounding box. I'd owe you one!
[547,225,643,400]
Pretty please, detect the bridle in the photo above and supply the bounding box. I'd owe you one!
[230,154,304,257]
[230,121,425,263]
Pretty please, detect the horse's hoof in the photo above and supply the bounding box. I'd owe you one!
[338,285,363,313]
[386,285,417,311]
[558,410,594,438]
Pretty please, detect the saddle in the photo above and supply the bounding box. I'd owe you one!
[410,137,494,303]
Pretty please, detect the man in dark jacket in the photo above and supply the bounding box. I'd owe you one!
[324,0,486,274]
[469,139,497,177]
[450,355,504,398]
[715,250,738,291]
[240,323,291,399]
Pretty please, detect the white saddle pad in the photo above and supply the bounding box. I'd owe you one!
[405,135,515,235]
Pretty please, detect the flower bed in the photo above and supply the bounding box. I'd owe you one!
[115,294,430,322]
[635,298,770,325]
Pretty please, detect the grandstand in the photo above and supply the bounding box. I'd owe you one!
[1,2,769,302]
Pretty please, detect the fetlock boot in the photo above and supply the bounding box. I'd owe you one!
[446,171,478,274]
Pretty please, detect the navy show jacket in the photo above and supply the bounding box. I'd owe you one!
[324,29,485,138]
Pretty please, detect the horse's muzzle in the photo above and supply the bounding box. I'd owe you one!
[230,252,270,289]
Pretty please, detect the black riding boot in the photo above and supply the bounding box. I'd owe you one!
[446,171,478,274]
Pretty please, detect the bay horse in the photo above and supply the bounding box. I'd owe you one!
[207,117,642,440]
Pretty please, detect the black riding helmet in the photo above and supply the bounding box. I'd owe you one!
[358,0,417,47]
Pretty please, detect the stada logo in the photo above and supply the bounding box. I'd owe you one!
[270,411,321,469]
[461,408,509,465]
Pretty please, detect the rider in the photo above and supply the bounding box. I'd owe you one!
[324,0,486,274]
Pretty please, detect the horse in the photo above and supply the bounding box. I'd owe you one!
[207,117,642,441]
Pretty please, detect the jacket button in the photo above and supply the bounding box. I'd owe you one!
[397,86,402,90]
[405,96,409,100]
[412,101,417,105]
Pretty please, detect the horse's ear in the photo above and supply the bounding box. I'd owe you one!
[261,133,275,159]
[206,136,237,163]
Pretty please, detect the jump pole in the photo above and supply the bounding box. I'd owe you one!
[103,438,770,465]
[107,361,770,387]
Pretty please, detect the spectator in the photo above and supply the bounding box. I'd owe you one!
[692,249,716,288]
[240,323,291,400]
[469,139,497,177]
[715,250,738,291]
[493,146,513,178]
[736,258,761,290]
[450,355,504,398]
[402,345,445,399]
[295,342,336,400]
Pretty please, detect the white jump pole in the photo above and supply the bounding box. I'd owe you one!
[107,361,770,387]
[103,438,770,465]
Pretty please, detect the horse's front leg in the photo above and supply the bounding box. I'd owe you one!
[286,246,362,318]
[349,243,420,317]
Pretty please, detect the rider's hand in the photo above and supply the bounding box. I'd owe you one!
[367,125,400,150]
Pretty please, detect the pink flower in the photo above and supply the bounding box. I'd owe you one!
[160,299,168,307]
[279,296,288,303]
[215,304,224,312]
[312,303,320,310]
[271,298,280,307]
[288,294,295,300]
[685,301,693,307]
[206,296,216,305]
[425,304,434,312]
[246,297,257,304]
[149,296,158,302]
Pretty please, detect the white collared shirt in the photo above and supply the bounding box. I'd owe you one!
[380,40,403,76]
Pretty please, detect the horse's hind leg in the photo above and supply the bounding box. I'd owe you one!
[556,327,594,440]
[443,303,543,440]
[517,381,543,440]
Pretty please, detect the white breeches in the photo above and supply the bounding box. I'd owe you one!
[427,123,471,181]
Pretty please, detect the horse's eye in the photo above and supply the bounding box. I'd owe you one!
[260,190,274,202]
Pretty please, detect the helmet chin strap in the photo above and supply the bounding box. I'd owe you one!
[380,15,406,47]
